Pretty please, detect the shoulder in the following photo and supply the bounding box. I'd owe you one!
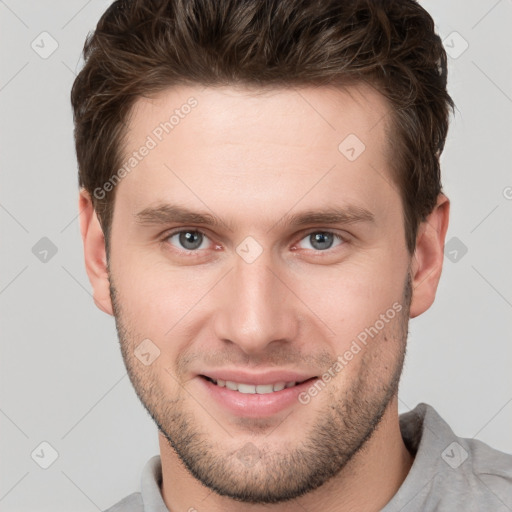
[425,437,512,511]
[103,492,143,512]
[466,435,512,477]
[458,436,512,501]
[102,455,165,512]
[384,403,512,511]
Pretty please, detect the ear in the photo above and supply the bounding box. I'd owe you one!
[78,189,113,316]
[409,194,450,318]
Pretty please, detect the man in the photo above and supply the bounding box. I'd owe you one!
[72,0,512,510]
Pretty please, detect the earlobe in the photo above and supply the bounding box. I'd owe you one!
[78,189,114,316]
[409,194,450,318]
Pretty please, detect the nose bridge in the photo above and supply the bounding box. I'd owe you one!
[214,251,297,353]
[236,257,275,318]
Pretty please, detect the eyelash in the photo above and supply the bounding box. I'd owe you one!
[160,228,347,256]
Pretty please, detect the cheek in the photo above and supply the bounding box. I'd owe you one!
[113,249,197,319]
[292,255,407,344]
[112,261,229,380]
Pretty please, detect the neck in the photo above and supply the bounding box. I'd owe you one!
[159,396,413,512]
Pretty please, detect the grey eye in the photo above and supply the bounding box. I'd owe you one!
[297,232,343,251]
[310,232,334,250]
[168,230,208,251]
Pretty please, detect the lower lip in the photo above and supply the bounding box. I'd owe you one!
[198,376,318,418]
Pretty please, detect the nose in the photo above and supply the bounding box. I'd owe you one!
[213,252,299,355]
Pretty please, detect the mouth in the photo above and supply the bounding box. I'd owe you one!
[200,375,317,394]
[198,373,321,417]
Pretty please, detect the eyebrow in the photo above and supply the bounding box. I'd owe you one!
[134,203,375,230]
[277,206,374,228]
[135,204,232,229]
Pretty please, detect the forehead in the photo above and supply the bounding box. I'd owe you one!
[127,82,391,152]
[116,83,397,222]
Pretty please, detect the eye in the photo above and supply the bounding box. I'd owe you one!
[166,230,210,251]
[296,231,344,251]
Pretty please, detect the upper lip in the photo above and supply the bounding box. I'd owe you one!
[199,369,317,386]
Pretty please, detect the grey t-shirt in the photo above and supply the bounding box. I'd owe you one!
[104,403,512,511]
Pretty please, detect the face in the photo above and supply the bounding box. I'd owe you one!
[106,84,414,503]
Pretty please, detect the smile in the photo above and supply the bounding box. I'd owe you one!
[202,376,310,394]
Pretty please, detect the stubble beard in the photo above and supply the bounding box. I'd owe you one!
[110,273,412,504]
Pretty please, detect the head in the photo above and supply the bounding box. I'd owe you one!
[74,0,452,505]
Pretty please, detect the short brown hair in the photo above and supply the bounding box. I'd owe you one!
[71,0,454,254]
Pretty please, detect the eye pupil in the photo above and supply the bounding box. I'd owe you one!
[179,231,203,250]
[310,232,333,250]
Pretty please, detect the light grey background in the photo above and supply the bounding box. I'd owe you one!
[1,1,511,510]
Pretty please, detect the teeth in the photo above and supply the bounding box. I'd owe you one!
[212,379,298,394]
[226,380,238,391]
[238,383,256,394]
[256,384,274,394]
[273,382,286,391]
